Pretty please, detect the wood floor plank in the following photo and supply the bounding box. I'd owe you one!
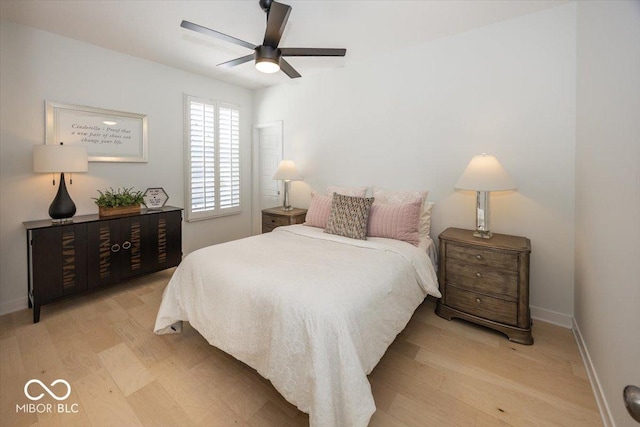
[53,334,102,382]
[112,317,172,368]
[409,319,597,410]
[475,410,514,427]
[127,380,196,427]
[191,355,269,421]
[149,355,244,425]
[113,291,145,311]
[15,322,68,385]
[369,377,397,413]
[98,342,154,396]
[74,368,143,426]
[248,400,307,427]
[0,336,38,427]
[368,409,409,427]
[439,369,602,427]
[387,392,478,427]
[83,318,124,354]
[0,312,16,340]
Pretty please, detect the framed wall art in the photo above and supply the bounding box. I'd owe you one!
[45,101,148,162]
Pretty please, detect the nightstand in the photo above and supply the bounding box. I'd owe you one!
[261,207,307,233]
[436,227,533,345]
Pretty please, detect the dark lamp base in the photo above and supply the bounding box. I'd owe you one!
[48,172,76,220]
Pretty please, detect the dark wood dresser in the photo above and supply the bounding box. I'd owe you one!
[436,227,533,345]
[261,207,307,233]
[23,206,182,323]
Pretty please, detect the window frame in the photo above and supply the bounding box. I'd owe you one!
[184,94,241,222]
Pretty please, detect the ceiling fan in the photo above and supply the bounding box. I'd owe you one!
[181,0,346,78]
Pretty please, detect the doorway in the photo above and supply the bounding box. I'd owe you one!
[252,121,283,234]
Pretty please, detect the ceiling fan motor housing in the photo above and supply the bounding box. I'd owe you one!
[255,45,281,72]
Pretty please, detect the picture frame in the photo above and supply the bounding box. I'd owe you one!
[143,187,169,210]
[45,101,148,162]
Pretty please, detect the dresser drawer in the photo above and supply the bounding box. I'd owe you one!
[446,285,517,326]
[445,259,518,299]
[447,243,518,272]
[263,214,291,227]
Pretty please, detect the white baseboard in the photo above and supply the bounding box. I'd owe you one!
[572,318,615,427]
[0,297,28,316]
[530,305,573,328]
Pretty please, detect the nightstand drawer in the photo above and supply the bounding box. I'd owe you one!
[447,244,518,272]
[446,285,517,326]
[445,259,517,299]
[263,214,291,227]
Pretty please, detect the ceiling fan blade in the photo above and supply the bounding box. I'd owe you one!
[218,54,255,68]
[279,59,301,79]
[281,48,347,57]
[181,20,256,50]
[263,1,291,48]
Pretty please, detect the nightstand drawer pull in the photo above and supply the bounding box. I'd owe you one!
[476,272,482,278]
[111,243,120,253]
[475,254,483,260]
[476,298,481,303]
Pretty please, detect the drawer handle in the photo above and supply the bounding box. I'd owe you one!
[111,243,121,253]
[122,241,131,250]
[475,254,483,260]
[476,298,482,304]
[271,219,276,223]
[476,272,482,278]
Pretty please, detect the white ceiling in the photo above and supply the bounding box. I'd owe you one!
[0,0,567,90]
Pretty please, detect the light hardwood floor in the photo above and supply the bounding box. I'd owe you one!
[1,269,602,427]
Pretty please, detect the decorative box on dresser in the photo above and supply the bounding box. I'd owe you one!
[436,227,533,345]
[24,206,182,323]
[261,207,307,233]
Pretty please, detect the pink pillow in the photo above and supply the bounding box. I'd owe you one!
[305,193,332,228]
[367,200,421,246]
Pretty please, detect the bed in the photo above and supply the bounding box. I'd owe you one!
[154,224,441,426]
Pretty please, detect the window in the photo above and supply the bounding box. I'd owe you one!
[185,95,241,221]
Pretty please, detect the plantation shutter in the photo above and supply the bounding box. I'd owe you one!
[218,104,241,210]
[186,96,241,221]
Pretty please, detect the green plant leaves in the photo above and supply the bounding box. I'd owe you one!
[93,187,144,208]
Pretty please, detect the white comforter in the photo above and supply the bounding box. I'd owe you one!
[154,225,441,427]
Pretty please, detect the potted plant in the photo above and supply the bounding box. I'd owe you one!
[93,187,145,217]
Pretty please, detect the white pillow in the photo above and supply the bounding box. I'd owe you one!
[326,186,368,198]
[372,186,433,237]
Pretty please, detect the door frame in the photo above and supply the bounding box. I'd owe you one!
[252,121,283,235]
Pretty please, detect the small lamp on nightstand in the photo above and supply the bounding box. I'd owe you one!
[272,160,303,211]
[455,153,516,239]
[33,142,88,222]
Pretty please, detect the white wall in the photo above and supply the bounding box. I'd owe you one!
[0,21,253,314]
[254,4,577,321]
[575,1,640,426]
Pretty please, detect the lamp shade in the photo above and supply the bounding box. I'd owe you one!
[33,145,88,173]
[455,154,516,191]
[273,160,303,181]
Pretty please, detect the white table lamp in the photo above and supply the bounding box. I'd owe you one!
[455,153,516,239]
[272,160,303,211]
[33,143,88,222]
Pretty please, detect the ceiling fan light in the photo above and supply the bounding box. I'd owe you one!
[256,59,280,73]
[255,45,281,74]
